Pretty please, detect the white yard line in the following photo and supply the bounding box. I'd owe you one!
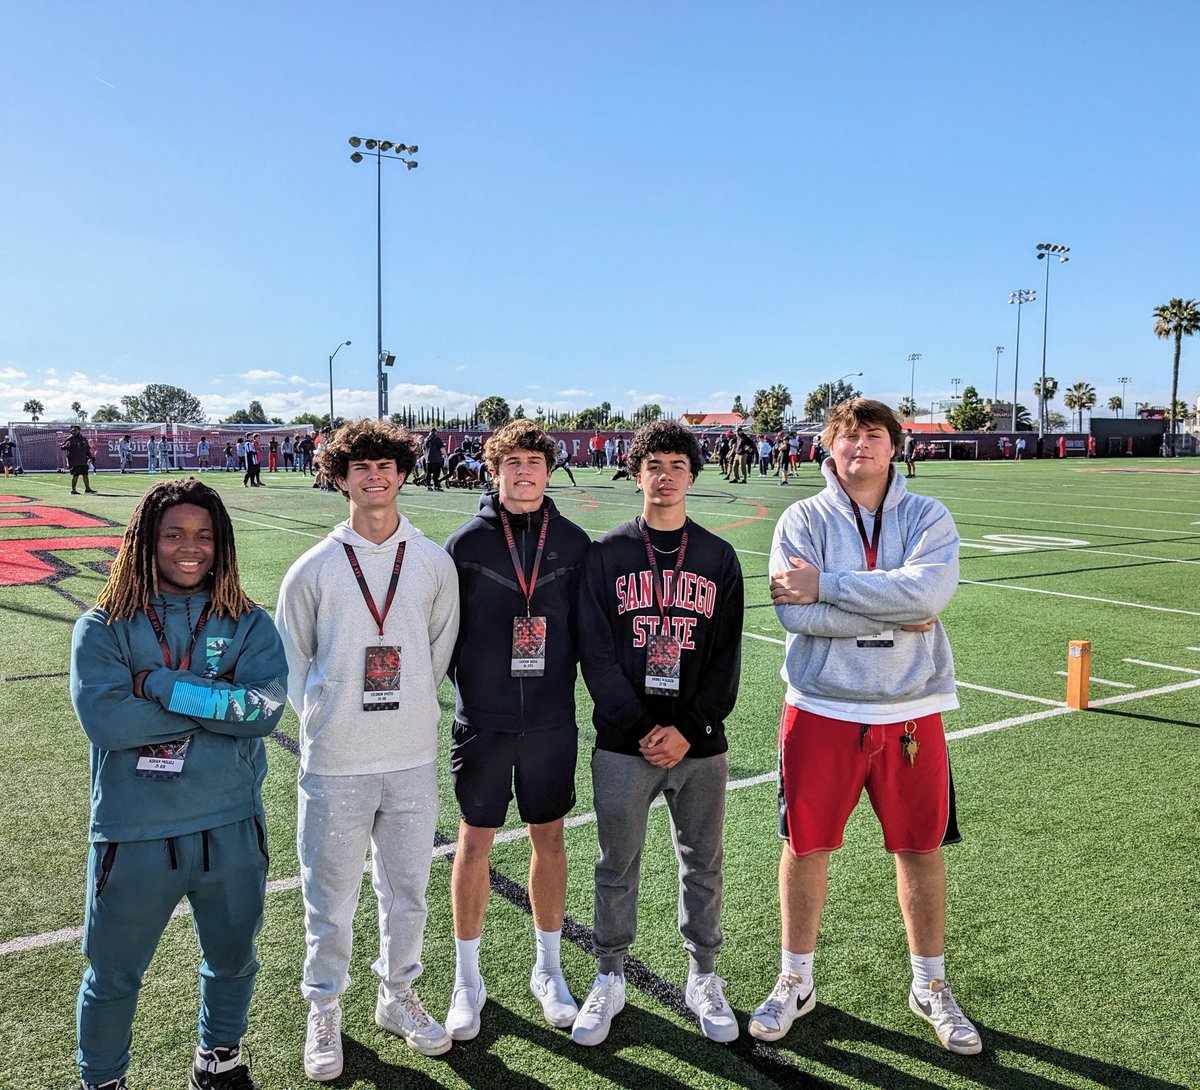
[954,681,1063,705]
[950,512,1200,538]
[7,671,1199,961]
[1122,658,1200,676]
[958,580,1200,617]
[1054,672,1134,689]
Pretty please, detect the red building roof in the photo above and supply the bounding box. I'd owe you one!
[680,412,748,427]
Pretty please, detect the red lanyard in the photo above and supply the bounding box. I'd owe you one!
[498,506,549,616]
[343,542,406,639]
[848,500,882,571]
[144,602,211,671]
[638,518,690,619]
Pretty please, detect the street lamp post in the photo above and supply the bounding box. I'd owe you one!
[328,340,351,430]
[994,346,1004,405]
[828,371,864,419]
[907,353,922,418]
[1118,375,1130,418]
[1009,289,1036,436]
[1035,242,1070,451]
[348,136,418,419]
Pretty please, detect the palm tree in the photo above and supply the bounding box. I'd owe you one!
[70,400,88,422]
[1153,298,1200,455]
[1032,376,1058,406]
[22,398,44,422]
[897,396,917,421]
[1108,395,1123,416]
[1064,382,1097,430]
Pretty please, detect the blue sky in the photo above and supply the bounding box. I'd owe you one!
[2,2,1197,426]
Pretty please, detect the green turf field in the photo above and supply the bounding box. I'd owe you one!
[2,458,1197,1089]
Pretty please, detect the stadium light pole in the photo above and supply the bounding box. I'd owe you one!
[994,346,1004,405]
[828,370,863,419]
[1009,289,1036,436]
[328,340,351,430]
[1118,375,1130,418]
[348,136,418,419]
[907,353,922,416]
[1035,242,1070,450]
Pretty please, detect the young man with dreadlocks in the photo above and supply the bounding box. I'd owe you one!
[69,479,289,1090]
[572,420,744,1048]
[441,420,590,1041]
[276,419,460,1082]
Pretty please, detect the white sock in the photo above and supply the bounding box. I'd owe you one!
[910,952,945,993]
[782,949,814,987]
[455,936,481,987]
[534,927,562,974]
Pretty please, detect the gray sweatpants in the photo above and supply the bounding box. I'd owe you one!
[590,748,727,977]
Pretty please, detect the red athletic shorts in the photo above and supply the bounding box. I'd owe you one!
[777,704,955,856]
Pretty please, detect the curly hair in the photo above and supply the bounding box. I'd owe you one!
[820,397,903,454]
[483,419,557,475]
[626,419,704,478]
[95,478,253,622]
[316,419,420,499]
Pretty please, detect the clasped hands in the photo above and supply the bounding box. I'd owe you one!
[639,724,689,768]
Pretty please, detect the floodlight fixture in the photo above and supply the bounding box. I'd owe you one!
[1034,241,1071,442]
[346,133,421,417]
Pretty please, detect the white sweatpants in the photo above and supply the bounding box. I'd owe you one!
[297,762,438,1004]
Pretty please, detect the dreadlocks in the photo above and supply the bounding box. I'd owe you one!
[95,478,254,622]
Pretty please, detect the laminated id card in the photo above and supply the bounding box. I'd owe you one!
[857,630,894,648]
[511,615,547,676]
[135,735,193,780]
[363,645,402,711]
[645,633,682,693]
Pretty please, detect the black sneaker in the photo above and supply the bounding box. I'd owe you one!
[190,1044,258,1089]
[81,1078,128,1090]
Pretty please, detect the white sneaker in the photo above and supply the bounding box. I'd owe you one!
[570,972,626,1047]
[304,1001,343,1081]
[909,979,982,1055]
[685,972,739,1042]
[375,984,453,1056]
[748,972,815,1042]
[445,977,487,1041]
[530,968,578,1028]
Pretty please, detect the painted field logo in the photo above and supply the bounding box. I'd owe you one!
[0,495,123,588]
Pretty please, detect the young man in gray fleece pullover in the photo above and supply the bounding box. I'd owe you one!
[751,398,982,1057]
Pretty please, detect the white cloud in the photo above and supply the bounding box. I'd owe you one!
[556,388,593,398]
[0,367,26,379]
[241,369,286,383]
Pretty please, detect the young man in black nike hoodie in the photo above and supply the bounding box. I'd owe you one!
[572,420,744,1048]
[443,419,590,1041]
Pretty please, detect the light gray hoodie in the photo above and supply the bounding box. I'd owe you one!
[770,460,959,721]
[276,514,459,776]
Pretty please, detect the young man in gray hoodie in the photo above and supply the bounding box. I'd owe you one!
[752,398,981,1056]
[276,419,461,1081]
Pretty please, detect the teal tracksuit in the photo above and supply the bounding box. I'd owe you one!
[70,591,287,1085]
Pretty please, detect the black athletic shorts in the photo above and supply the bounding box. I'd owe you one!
[450,721,577,828]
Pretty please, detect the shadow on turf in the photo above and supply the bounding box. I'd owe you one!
[332,1002,779,1090]
[775,1004,1189,1090]
[1091,707,1200,730]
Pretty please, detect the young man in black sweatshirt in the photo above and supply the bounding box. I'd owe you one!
[443,420,591,1041]
[573,420,744,1048]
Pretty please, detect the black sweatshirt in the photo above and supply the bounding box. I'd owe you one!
[445,492,590,732]
[580,517,744,757]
